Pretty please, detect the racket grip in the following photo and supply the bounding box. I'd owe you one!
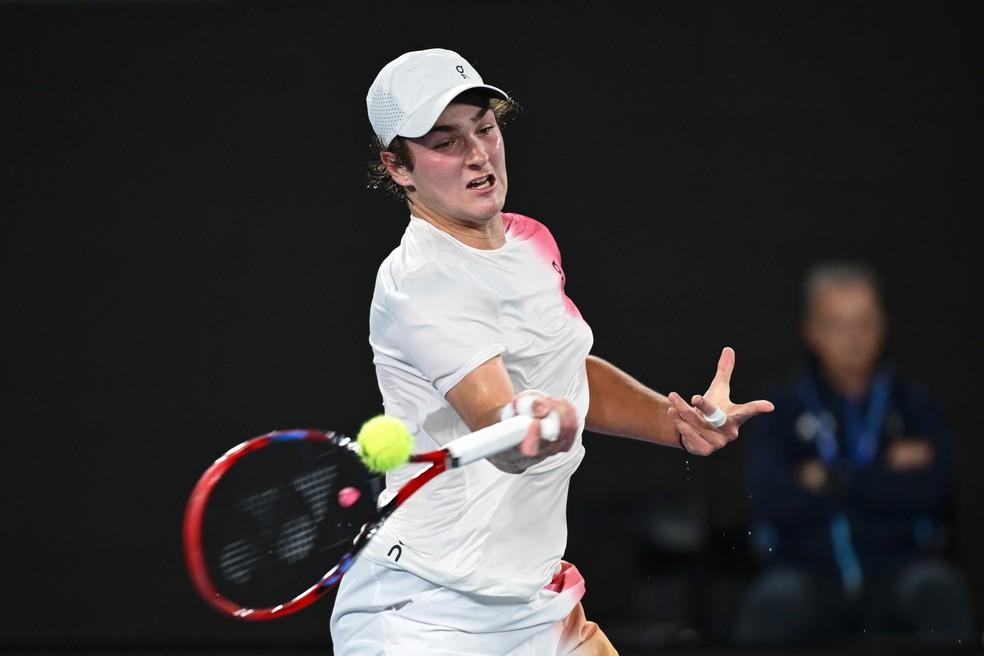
[446,415,533,466]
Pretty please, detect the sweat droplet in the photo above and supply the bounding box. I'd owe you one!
[338,487,361,508]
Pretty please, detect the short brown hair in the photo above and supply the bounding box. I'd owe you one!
[366,91,520,201]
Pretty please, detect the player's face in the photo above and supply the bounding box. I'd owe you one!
[400,102,507,227]
[804,282,885,379]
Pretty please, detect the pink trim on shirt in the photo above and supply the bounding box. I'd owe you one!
[503,212,583,319]
[544,560,586,602]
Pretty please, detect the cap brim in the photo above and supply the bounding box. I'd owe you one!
[396,83,509,140]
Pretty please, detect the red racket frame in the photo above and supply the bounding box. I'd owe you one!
[182,429,450,621]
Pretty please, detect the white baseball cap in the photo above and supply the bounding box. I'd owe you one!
[367,48,509,148]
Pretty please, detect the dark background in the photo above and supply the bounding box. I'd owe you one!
[2,0,982,652]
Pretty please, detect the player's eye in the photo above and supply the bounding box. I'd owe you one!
[434,139,455,150]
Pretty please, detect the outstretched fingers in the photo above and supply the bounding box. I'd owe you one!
[708,347,735,390]
[667,392,731,448]
[729,399,775,425]
[689,393,730,428]
[668,347,775,455]
[674,413,717,456]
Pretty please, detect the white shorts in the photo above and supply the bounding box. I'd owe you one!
[329,556,587,656]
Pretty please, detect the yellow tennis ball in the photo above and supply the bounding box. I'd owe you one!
[357,415,413,473]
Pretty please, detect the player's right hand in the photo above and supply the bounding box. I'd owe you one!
[518,395,578,457]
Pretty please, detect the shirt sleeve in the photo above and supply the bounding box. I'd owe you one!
[384,259,504,397]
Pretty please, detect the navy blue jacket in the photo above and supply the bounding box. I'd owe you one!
[744,359,957,586]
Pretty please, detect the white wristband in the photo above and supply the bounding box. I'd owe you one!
[702,407,727,428]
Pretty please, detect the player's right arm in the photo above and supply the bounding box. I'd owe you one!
[446,355,578,469]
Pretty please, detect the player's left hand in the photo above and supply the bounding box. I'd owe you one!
[667,346,774,456]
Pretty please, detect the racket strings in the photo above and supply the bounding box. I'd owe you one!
[201,441,379,608]
[292,467,335,522]
[217,479,321,584]
[218,538,261,584]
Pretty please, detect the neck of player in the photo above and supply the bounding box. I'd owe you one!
[411,204,506,250]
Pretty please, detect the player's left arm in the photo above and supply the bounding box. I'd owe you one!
[585,347,774,455]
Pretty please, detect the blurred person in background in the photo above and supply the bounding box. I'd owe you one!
[733,260,976,647]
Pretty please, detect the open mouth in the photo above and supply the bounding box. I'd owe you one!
[466,174,495,190]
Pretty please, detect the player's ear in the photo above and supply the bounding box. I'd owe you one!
[380,151,411,185]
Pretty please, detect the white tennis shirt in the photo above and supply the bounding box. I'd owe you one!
[362,212,594,601]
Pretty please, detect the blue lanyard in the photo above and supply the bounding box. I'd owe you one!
[798,369,893,467]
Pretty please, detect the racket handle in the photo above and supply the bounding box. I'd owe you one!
[446,415,533,466]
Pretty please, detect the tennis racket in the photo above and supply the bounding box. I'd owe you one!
[182,413,547,621]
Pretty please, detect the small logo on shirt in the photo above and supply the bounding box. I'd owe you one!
[387,540,405,562]
[552,260,566,285]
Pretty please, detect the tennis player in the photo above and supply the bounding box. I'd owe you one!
[329,48,774,655]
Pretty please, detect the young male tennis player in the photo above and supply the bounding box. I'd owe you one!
[329,48,774,655]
